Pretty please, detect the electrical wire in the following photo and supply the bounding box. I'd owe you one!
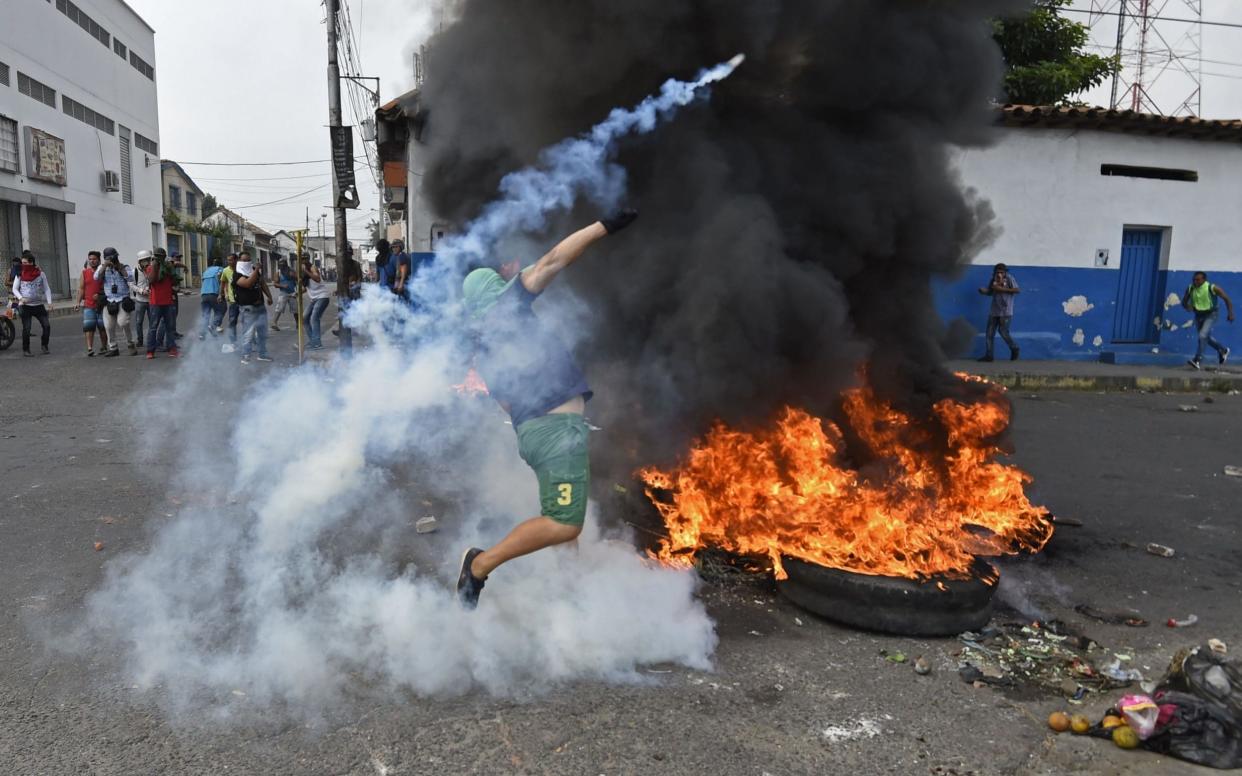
[1061,7,1242,30]
[178,156,368,167]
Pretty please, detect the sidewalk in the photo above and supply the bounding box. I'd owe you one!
[950,358,1242,393]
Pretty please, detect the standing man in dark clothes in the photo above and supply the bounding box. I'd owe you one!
[10,251,53,355]
[233,251,273,364]
[977,262,1020,362]
[454,209,638,610]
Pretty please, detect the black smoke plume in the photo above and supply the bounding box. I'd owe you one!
[420,1,1029,479]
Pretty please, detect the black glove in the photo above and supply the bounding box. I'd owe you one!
[601,209,638,235]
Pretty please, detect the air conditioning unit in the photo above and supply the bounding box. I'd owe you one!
[102,170,121,192]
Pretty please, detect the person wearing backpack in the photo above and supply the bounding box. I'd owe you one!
[94,247,137,357]
[199,257,225,340]
[1182,271,1235,369]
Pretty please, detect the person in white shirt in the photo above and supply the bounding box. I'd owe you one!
[10,251,53,356]
[130,252,152,348]
[300,254,333,350]
[94,247,137,356]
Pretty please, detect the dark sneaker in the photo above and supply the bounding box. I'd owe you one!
[977,355,994,363]
[86,349,94,357]
[104,349,119,358]
[456,548,486,610]
[41,347,49,355]
[270,325,280,332]
[1221,348,1230,366]
[1188,359,1202,370]
[1010,348,1020,361]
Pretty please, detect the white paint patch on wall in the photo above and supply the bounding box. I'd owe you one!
[1072,329,1086,346]
[1093,335,1103,347]
[1062,296,1095,317]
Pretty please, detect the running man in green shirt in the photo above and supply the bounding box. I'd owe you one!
[1183,271,1235,369]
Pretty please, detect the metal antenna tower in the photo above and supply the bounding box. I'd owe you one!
[1087,0,1203,115]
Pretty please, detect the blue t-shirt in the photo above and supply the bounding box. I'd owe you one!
[200,265,223,296]
[377,254,398,289]
[276,270,296,295]
[475,278,592,428]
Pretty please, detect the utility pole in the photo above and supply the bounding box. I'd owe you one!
[325,0,353,351]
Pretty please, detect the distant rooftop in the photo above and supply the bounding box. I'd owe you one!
[1000,105,1242,143]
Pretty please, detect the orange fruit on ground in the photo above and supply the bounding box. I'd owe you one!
[1113,725,1140,749]
[1070,714,1091,734]
[1048,712,1071,732]
[1102,715,1124,729]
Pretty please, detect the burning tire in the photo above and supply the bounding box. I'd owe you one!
[776,557,996,636]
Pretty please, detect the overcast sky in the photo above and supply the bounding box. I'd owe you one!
[131,0,1242,240]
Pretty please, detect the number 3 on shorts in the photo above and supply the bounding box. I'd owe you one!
[556,483,573,506]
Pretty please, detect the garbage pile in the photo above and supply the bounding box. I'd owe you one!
[1046,642,1242,770]
[957,620,1142,701]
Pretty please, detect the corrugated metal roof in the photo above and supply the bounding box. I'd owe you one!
[1000,105,1242,143]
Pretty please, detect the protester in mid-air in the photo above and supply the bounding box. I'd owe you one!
[977,262,1020,362]
[94,247,137,356]
[233,251,273,364]
[455,209,638,609]
[1182,271,1235,369]
[78,250,108,357]
[10,251,53,356]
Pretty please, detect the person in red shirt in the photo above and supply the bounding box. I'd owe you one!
[144,248,180,358]
[76,250,108,356]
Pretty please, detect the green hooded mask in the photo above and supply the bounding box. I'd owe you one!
[462,268,518,319]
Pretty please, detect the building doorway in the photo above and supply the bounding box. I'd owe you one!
[1111,228,1166,344]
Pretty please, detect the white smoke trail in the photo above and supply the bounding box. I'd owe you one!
[70,56,745,717]
[430,54,746,274]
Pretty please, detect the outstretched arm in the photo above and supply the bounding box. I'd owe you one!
[520,210,638,295]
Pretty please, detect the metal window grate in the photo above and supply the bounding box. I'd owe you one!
[62,95,115,136]
[169,185,182,210]
[17,72,56,108]
[119,126,133,205]
[56,0,110,48]
[134,133,158,155]
[0,116,18,173]
[128,51,155,81]
[113,38,127,60]
[0,62,9,87]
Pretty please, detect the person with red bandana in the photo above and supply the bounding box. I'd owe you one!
[10,251,53,356]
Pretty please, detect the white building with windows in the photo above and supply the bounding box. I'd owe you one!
[1,0,162,298]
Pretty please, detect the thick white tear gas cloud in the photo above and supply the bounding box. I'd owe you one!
[72,57,749,714]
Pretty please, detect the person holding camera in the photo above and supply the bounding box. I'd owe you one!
[130,252,152,348]
[233,251,273,363]
[143,248,180,359]
[93,247,137,357]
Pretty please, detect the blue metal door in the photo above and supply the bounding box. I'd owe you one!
[1112,229,1164,343]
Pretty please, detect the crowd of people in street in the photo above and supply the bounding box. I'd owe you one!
[6,243,364,362]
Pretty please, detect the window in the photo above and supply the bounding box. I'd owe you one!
[62,95,115,135]
[113,39,127,60]
[56,0,110,48]
[119,126,133,204]
[169,185,182,211]
[186,192,198,218]
[17,72,56,108]
[0,116,18,173]
[0,62,9,87]
[1100,163,1198,183]
[134,133,158,155]
[129,51,155,81]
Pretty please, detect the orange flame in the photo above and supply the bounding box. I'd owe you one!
[453,367,490,397]
[639,380,1052,581]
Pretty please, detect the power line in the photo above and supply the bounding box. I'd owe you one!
[231,182,332,210]
[178,156,368,168]
[1063,7,1242,30]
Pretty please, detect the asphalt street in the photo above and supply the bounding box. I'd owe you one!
[1,315,1239,775]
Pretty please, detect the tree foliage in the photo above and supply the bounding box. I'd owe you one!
[993,0,1119,106]
[201,193,220,219]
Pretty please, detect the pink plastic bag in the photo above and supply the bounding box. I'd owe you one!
[1119,694,1159,740]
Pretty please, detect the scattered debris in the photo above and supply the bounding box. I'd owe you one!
[1208,639,1227,655]
[1074,604,1149,628]
[415,516,439,534]
[1049,513,1085,527]
[822,717,887,743]
[914,656,931,675]
[612,483,628,494]
[880,649,907,664]
[1146,543,1176,558]
[957,621,1137,698]
[1166,615,1199,629]
[93,541,104,552]
[99,516,115,525]
[1203,396,1215,404]
[1224,465,1242,478]
[794,617,804,627]
[1178,405,1199,413]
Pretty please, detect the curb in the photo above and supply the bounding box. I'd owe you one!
[976,372,1242,394]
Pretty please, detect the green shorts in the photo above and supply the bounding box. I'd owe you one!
[515,413,590,527]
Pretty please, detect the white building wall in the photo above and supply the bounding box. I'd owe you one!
[1,0,162,295]
[953,127,1242,273]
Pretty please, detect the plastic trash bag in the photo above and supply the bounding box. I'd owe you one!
[1146,643,1242,769]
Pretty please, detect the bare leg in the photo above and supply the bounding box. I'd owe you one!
[472,516,582,579]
